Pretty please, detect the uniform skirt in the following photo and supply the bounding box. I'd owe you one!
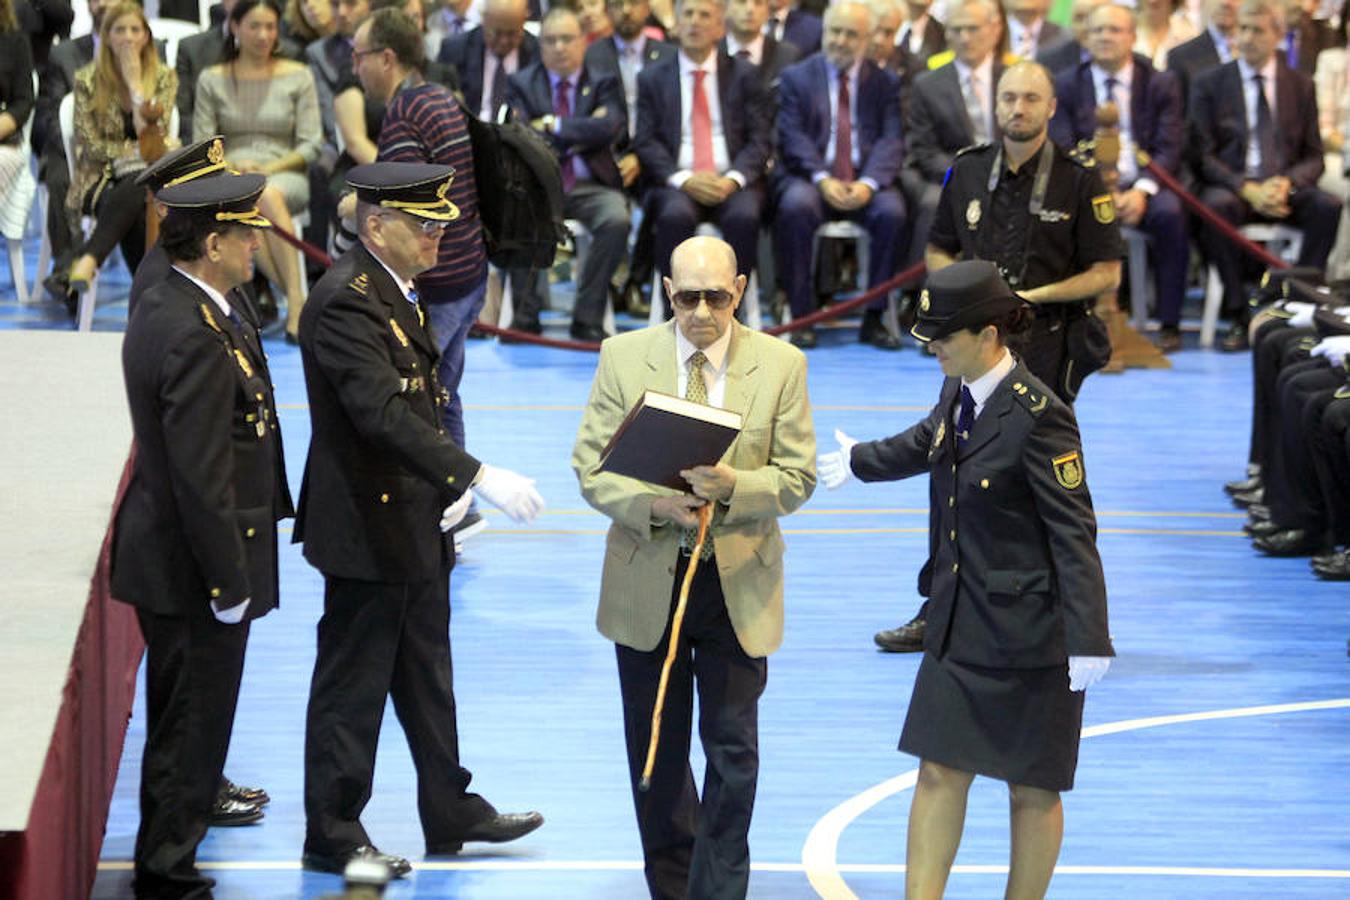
[898,651,1085,792]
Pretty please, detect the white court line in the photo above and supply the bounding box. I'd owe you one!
[801,698,1350,899]
[93,860,1350,878]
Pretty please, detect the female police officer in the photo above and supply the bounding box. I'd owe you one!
[818,260,1114,899]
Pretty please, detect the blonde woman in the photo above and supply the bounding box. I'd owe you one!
[195,0,322,340]
[53,2,175,305]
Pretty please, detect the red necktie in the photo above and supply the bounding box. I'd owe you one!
[833,72,854,181]
[555,78,575,192]
[691,69,715,173]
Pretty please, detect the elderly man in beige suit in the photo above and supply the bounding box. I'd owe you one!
[572,236,816,900]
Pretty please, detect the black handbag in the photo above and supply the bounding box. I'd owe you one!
[1061,303,1112,402]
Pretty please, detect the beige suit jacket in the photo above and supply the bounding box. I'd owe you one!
[571,321,817,658]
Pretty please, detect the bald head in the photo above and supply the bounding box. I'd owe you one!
[666,237,744,349]
[995,61,1057,143]
[671,236,738,284]
[483,0,528,55]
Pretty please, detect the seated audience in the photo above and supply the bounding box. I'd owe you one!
[766,0,822,55]
[724,0,800,82]
[438,0,537,123]
[285,0,338,46]
[1166,0,1237,113]
[577,0,614,43]
[1134,0,1198,68]
[195,0,322,338]
[1038,0,1107,73]
[0,0,35,256]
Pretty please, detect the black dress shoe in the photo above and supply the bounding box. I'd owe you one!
[1311,550,1341,567]
[1253,529,1323,556]
[859,310,901,350]
[1244,518,1282,537]
[426,811,545,855]
[1224,475,1263,496]
[1231,487,1264,508]
[874,617,925,653]
[209,796,263,827]
[1157,325,1182,353]
[1312,550,1350,579]
[302,845,412,879]
[788,326,818,349]
[1220,322,1249,352]
[1247,503,1271,521]
[570,322,609,342]
[221,777,270,806]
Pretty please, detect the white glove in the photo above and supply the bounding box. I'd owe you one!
[1309,335,1350,367]
[211,597,249,625]
[817,429,859,490]
[439,489,475,533]
[472,463,545,524]
[1285,301,1317,328]
[1067,656,1111,692]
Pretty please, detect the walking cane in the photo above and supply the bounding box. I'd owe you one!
[638,502,713,791]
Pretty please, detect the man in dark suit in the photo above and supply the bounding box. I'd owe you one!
[774,0,906,349]
[1050,3,1189,351]
[1166,0,1238,112]
[724,0,800,83]
[505,7,629,340]
[1282,0,1337,75]
[296,163,545,879]
[898,0,1005,284]
[635,0,772,286]
[1036,0,1108,73]
[15,0,72,69]
[765,0,821,55]
[1003,0,1067,58]
[1188,0,1342,348]
[111,173,288,900]
[438,0,538,122]
[307,0,370,148]
[177,0,304,142]
[893,0,947,78]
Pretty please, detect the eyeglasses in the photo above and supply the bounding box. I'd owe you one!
[379,212,451,234]
[670,289,735,311]
[351,45,386,62]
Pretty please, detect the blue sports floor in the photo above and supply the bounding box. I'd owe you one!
[4,251,1348,899]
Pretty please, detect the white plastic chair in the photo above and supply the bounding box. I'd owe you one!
[1121,226,1152,331]
[148,18,203,69]
[806,219,901,341]
[1201,223,1303,348]
[4,72,38,304]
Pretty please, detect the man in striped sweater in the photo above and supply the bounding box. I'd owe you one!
[356,7,492,541]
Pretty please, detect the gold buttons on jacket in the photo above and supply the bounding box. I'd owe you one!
[949,496,955,507]
[980,478,990,489]
[210,587,221,598]
[949,529,956,540]
[380,493,390,504]
[245,527,257,538]
[446,475,455,484]
[952,562,960,573]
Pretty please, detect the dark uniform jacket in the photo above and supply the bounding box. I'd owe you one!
[112,269,292,620]
[506,61,627,189]
[850,362,1113,667]
[927,139,1123,292]
[437,26,541,119]
[294,243,482,582]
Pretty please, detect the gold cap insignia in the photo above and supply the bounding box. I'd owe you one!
[966,199,981,229]
[1051,450,1084,490]
[390,318,410,348]
[207,139,225,164]
[919,289,930,312]
[1091,193,1116,224]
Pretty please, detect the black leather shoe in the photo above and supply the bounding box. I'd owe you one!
[570,322,609,342]
[221,777,270,806]
[874,617,925,653]
[1157,326,1182,353]
[1247,503,1271,521]
[1311,551,1341,567]
[788,326,818,349]
[426,811,545,855]
[1244,518,1282,537]
[209,796,263,827]
[1312,550,1350,579]
[1220,322,1249,352]
[1231,487,1264,508]
[1253,529,1323,556]
[1224,475,1263,496]
[860,310,902,350]
[302,845,412,879]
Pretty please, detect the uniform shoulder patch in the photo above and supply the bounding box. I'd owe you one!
[1091,193,1116,224]
[1011,382,1050,416]
[954,142,993,159]
[348,272,370,296]
[1051,450,1084,490]
[199,302,223,333]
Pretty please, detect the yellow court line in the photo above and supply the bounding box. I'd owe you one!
[274,403,934,412]
[478,507,1246,519]
[477,527,1242,537]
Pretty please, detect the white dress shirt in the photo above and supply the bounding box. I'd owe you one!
[1090,60,1158,192]
[813,60,879,190]
[368,245,418,303]
[954,55,995,144]
[479,46,521,122]
[962,348,1016,418]
[673,51,743,187]
[900,14,930,54]
[614,33,650,137]
[676,324,732,408]
[1207,24,1234,63]
[1237,55,1278,177]
[1007,16,1044,58]
[726,32,765,67]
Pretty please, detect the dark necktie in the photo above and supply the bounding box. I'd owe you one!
[1285,30,1298,70]
[833,71,853,181]
[489,53,508,122]
[1102,75,1118,107]
[555,78,575,192]
[956,385,975,448]
[1252,73,1280,178]
[735,48,751,64]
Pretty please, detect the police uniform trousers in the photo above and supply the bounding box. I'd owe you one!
[1248,322,1316,469]
[1266,362,1343,533]
[1312,398,1350,546]
[900,651,1085,792]
[133,609,251,899]
[303,566,494,855]
[616,551,767,900]
[1012,307,1072,405]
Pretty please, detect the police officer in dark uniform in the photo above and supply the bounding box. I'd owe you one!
[818,260,1113,900]
[873,60,1121,656]
[925,59,1122,404]
[295,162,547,879]
[110,173,290,899]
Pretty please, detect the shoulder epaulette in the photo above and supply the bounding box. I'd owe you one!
[348,272,370,296]
[926,49,955,70]
[199,302,223,333]
[1009,379,1051,416]
[1066,142,1097,168]
[955,141,993,159]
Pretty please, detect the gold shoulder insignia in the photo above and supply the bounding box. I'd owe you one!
[1268,307,1294,319]
[954,141,993,158]
[349,273,370,295]
[1029,394,1048,413]
[1336,385,1350,400]
[1091,193,1116,224]
[1051,450,1084,490]
[389,318,410,348]
[927,49,955,70]
[1260,271,1271,289]
[200,303,222,333]
[233,348,255,379]
[932,418,946,453]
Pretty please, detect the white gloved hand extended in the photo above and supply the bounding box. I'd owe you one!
[472,463,545,524]
[1067,656,1111,692]
[211,597,250,625]
[439,489,475,533]
[817,429,859,490]
[1285,301,1317,328]
[1309,335,1350,367]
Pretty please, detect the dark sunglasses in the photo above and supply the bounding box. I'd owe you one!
[670,289,735,311]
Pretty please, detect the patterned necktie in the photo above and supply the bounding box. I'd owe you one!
[964,71,988,143]
[489,53,508,122]
[833,71,854,180]
[620,44,639,136]
[555,78,576,192]
[956,385,975,449]
[1017,25,1035,59]
[1252,73,1280,178]
[680,350,713,557]
[691,69,715,172]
